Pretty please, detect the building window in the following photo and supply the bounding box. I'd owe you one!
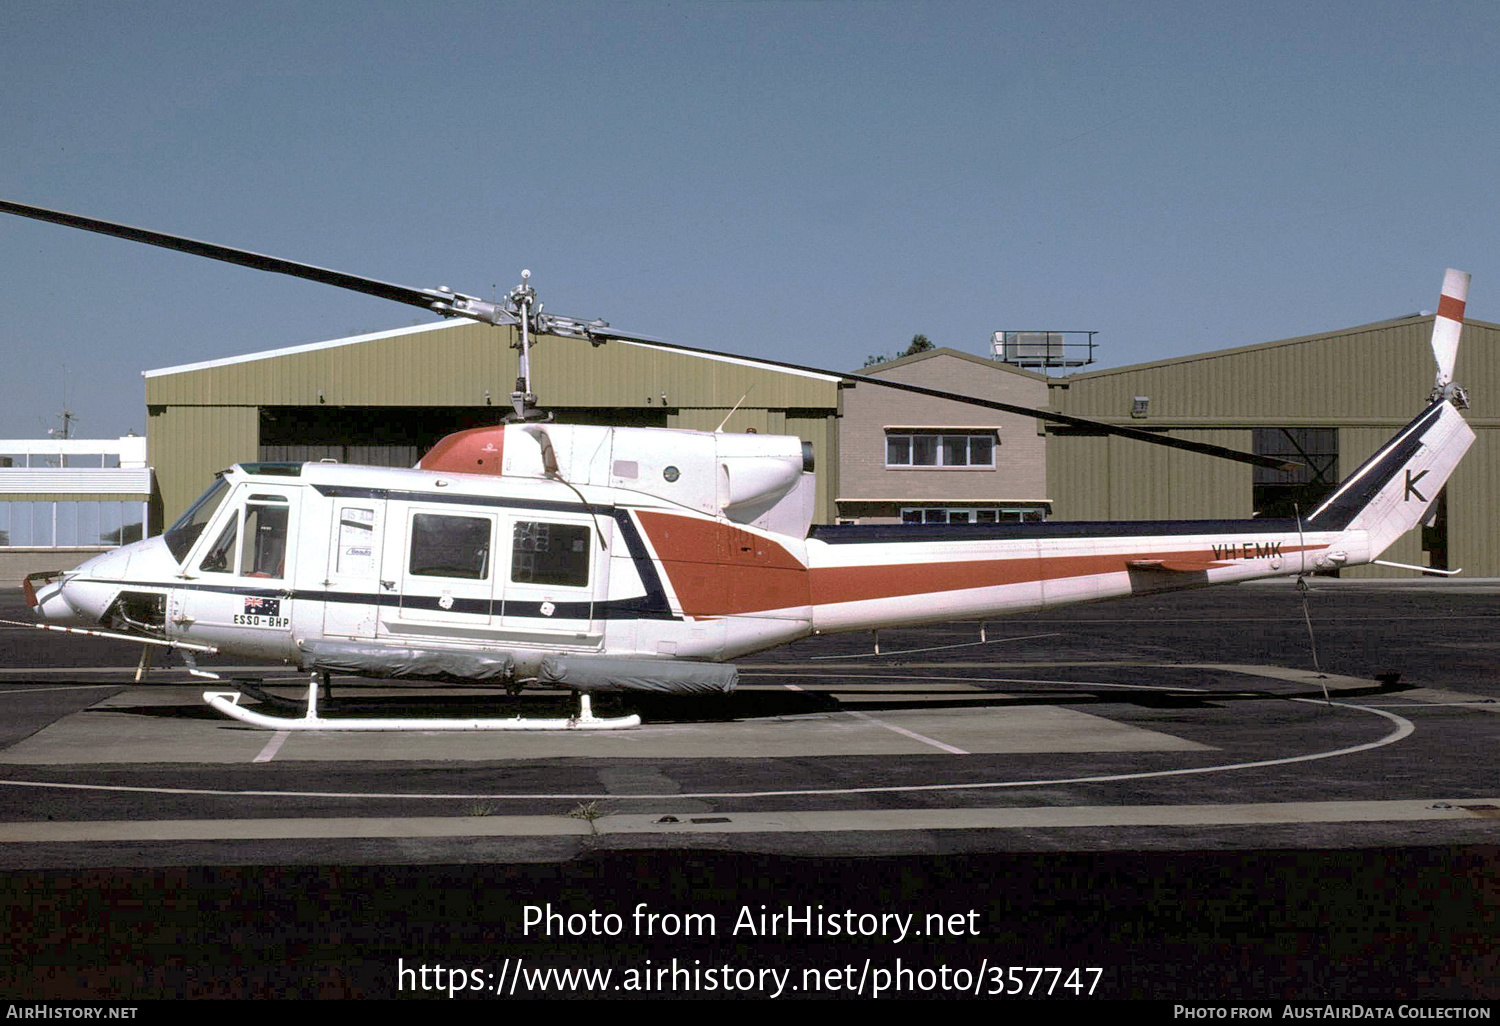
[0,500,148,549]
[885,431,996,468]
[900,506,1045,524]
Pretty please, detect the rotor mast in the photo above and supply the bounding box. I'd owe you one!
[495,270,615,422]
[505,271,542,422]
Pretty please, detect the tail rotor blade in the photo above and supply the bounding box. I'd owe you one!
[1432,268,1469,389]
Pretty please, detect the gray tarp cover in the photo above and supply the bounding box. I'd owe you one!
[540,655,738,694]
[300,640,516,682]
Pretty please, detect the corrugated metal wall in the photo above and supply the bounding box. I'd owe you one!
[145,405,262,528]
[1450,421,1499,577]
[1052,319,1473,421]
[1050,429,1251,521]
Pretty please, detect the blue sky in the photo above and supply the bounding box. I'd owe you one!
[2,0,1497,440]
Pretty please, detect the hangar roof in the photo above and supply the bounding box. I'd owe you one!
[1059,314,1499,383]
[1051,314,1500,423]
[855,345,1049,381]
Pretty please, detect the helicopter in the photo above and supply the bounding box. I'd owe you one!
[0,200,1476,730]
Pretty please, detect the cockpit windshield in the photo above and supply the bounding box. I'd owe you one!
[163,477,231,562]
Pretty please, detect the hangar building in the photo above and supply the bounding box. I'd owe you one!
[144,319,843,530]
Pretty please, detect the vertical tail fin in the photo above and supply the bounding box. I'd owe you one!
[1303,400,1473,558]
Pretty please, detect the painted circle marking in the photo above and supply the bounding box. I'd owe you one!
[0,699,1414,802]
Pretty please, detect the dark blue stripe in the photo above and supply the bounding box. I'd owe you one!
[104,578,673,623]
[811,518,1304,544]
[1303,401,1446,530]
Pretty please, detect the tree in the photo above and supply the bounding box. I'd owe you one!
[864,334,933,367]
[902,334,933,357]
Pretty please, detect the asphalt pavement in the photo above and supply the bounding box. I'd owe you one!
[0,580,1494,1002]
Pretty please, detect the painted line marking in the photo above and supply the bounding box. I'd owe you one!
[0,700,1413,801]
[842,709,969,755]
[806,632,1064,660]
[1350,701,1500,712]
[751,671,1210,692]
[0,666,303,677]
[252,731,290,763]
[1,797,1494,843]
[0,685,126,695]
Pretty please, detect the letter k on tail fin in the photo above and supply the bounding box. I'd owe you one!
[1302,399,1473,560]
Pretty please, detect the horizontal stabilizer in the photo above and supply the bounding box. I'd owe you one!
[1126,558,1228,573]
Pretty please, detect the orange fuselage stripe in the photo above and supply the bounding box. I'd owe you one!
[635,510,1320,618]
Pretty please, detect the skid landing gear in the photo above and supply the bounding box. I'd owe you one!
[202,672,641,730]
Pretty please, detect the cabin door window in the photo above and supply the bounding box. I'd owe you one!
[323,502,386,640]
[388,508,498,631]
[498,516,603,644]
[510,521,591,587]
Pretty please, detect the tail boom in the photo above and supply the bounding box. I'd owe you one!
[805,396,1474,633]
[805,520,1356,633]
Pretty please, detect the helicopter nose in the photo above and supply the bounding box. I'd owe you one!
[30,576,84,624]
[25,547,129,626]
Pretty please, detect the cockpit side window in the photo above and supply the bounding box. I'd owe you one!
[164,478,231,562]
[242,502,289,579]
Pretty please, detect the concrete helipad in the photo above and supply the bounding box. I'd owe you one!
[0,676,1229,763]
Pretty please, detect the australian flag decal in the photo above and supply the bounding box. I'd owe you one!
[244,597,281,617]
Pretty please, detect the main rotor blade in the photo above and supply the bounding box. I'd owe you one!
[1,198,1294,469]
[0,199,504,321]
[596,330,1300,471]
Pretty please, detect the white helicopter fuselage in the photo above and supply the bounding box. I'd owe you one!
[30,394,1474,696]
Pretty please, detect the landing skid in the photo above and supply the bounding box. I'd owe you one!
[202,674,641,731]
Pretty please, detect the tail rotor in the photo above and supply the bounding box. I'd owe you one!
[1431,268,1470,407]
